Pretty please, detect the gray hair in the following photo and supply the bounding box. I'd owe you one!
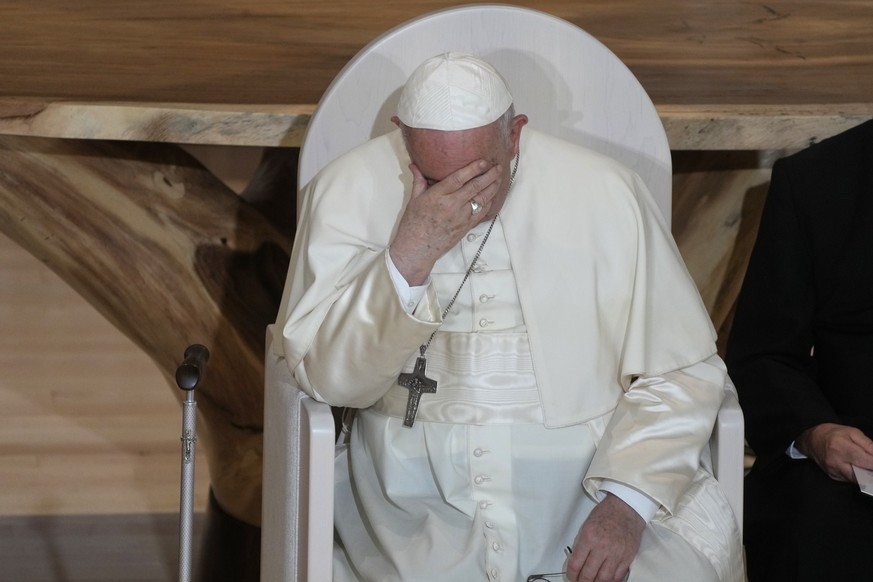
[496,105,516,144]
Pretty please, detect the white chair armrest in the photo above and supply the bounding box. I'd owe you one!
[262,326,335,582]
[710,377,745,533]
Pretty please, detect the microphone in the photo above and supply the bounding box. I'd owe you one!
[175,344,210,390]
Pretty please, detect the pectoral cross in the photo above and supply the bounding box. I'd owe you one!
[397,356,437,427]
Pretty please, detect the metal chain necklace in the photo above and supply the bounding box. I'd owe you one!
[397,151,520,427]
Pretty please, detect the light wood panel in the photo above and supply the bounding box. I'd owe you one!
[0,231,210,516]
[672,150,779,341]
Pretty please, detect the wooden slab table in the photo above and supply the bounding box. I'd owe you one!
[2,1,872,149]
[1,1,871,579]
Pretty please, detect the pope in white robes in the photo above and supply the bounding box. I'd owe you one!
[275,52,744,582]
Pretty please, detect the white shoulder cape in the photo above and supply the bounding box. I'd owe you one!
[275,128,717,426]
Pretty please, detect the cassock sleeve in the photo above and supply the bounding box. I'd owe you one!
[584,354,726,515]
[277,135,443,408]
[578,168,725,515]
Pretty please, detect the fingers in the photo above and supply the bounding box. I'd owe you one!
[426,159,502,211]
[804,423,873,481]
[848,427,873,452]
[408,163,428,199]
[566,530,621,582]
[567,495,643,582]
[845,428,873,473]
[444,159,492,191]
[465,174,501,216]
[568,544,629,582]
[461,163,502,210]
[566,543,587,580]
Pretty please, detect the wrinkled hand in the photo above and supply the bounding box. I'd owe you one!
[567,493,645,582]
[796,422,873,482]
[389,160,502,285]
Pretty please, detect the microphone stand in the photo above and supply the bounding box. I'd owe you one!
[175,344,209,582]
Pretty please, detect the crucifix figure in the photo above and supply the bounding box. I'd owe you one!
[397,356,437,427]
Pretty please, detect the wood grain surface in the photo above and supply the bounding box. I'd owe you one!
[0,231,211,516]
[1,0,871,107]
[2,1,872,149]
[0,135,296,526]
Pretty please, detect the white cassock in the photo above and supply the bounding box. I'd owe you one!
[274,128,745,581]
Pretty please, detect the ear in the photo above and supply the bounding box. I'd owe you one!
[509,114,529,156]
[390,115,401,127]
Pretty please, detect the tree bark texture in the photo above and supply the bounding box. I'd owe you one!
[0,134,295,528]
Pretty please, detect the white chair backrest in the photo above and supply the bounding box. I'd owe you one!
[297,4,672,224]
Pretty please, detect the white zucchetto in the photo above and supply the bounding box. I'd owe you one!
[396,52,513,131]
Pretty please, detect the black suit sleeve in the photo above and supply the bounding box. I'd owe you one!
[726,158,841,465]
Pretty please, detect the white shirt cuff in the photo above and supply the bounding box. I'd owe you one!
[597,479,659,523]
[786,441,808,459]
[385,251,429,314]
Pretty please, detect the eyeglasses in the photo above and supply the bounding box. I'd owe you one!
[527,546,572,581]
[526,571,566,581]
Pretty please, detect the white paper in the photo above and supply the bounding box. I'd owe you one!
[852,465,873,496]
